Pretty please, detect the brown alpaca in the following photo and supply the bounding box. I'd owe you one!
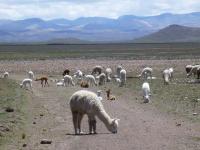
[80,81,89,88]
[35,77,49,87]
[106,89,116,101]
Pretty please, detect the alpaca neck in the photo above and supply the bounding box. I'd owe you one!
[96,110,112,129]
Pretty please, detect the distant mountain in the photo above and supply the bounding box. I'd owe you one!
[47,38,90,44]
[1,12,200,43]
[134,25,200,43]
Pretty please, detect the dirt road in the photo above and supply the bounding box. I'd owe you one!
[7,75,200,150]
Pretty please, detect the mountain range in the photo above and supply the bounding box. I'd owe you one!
[134,25,200,43]
[1,12,200,43]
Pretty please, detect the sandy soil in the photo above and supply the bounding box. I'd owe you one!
[2,59,200,150]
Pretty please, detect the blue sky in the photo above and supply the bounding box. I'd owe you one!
[0,0,200,20]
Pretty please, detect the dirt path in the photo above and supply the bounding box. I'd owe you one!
[13,75,200,150]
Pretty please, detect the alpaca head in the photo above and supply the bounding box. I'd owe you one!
[108,119,120,134]
[20,83,23,88]
[143,95,150,103]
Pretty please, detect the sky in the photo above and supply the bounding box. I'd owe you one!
[0,0,200,20]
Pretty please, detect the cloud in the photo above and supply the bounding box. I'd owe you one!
[0,0,199,20]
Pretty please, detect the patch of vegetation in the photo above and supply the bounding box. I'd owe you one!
[0,79,28,149]
[1,43,200,60]
[127,78,200,121]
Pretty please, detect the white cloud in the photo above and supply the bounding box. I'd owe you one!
[0,0,199,20]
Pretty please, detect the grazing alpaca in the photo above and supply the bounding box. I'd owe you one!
[116,65,123,78]
[163,69,171,84]
[56,79,64,87]
[20,78,32,90]
[139,67,153,79]
[168,67,174,80]
[187,65,200,79]
[119,69,126,87]
[3,72,9,78]
[91,65,103,75]
[85,75,97,86]
[142,82,151,103]
[28,70,34,79]
[105,68,112,82]
[63,69,70,76]
[63,75,75,86]
[97,73,106,86]
[69,90,120,135]
[35,77,49,87]
[106,89,116,101]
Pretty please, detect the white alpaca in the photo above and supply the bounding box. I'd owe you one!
[63,75,75,86]
[20,78,32,90]
[116,65,123,78]
[163,69,171,84]
[3,72,9,78]
[168,67,174,80]
[119,69,126,87]
[69,90,120,135]
[73,70,83,78]
[105,68,112,82]
[139,67,153,79]
[97,73,106,86]
[56,79,64,87]
[142,82,151,103]
[187,65,200,78]
[85,75,97,86]
[28,70,34,79]
[73,70,83,84]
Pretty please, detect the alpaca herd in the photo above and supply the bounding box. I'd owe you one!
[2,63,200,135]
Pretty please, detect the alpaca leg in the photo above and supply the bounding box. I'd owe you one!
[88,119,92,134]
[72,111,78,135]
[77,113,84,134]
[46,80,49,86]
[91,119,97,134]
[88,115,96,134]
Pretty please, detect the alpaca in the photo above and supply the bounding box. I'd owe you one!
[73,70,83,78]
[80,80,89,88]
[105,68,112,82]
[116,65,123,78]
[20,78,32,90]
[35,77,49,87]
[142,82,151,103]
[139,67,153,79]
[163,69,171,84]
[63,75,75,86]
[187,65,200,79]
[91,66,103,75]
[85,75,97,86]
[63,69,70,76]
[168,67,174,80]
[69,90,120,135]
[3,72,9,78]
[56,79,64,87]
[97,73,106,86]
[28,70,34,79]
[119,69,126,87]
[106,89,116,101]
[185,65,193,74]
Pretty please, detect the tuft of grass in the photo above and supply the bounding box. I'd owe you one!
[0,78,29,149]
